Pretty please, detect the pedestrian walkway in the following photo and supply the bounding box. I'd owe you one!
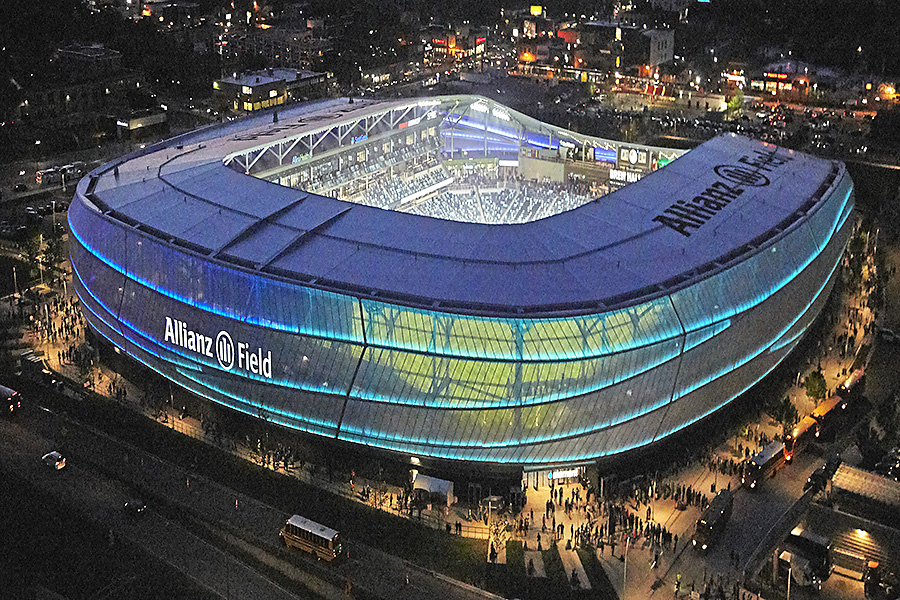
[557,542,591,590]
[523,550,546,577]
[487,535,507,565]
[597,549,624,596]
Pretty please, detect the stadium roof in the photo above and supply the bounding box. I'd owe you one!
[83,96,840,316]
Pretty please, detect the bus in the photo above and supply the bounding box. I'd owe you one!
[692,489,733,551]
[743,440,785,490]
[1,384,22,416]
[784,416,819,463]
[836,369,865,408]
[811,396,842,436]
[60,162,86,179]
[784,525,832,582]
[36,168,62,186]
[280,514,343,561]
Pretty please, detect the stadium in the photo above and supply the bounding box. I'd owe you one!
[68,95,854,474]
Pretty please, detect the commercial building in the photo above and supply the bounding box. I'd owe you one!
[425,25,489,65]
[223,27,331,71]
[69,96,854,475]
[140,1,201,29]
[12,44,144,124]
[516,21,674,78]
[578,22,674,72]
[213,68,333,112]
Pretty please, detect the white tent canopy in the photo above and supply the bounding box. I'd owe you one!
[413,472,455,507]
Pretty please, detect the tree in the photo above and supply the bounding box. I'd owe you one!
[771,396,799,438]
[21,232,42,281]
[806,370,827,401]
[44,235,64,268]
[725,89,744,120]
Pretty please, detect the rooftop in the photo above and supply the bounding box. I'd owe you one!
[79,96,844,317]
[832,465,900,509]
[218,68,323,87]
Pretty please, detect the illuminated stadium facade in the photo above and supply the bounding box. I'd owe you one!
[69,95,854,471]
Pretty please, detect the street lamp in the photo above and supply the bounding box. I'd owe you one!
[787,566,792,600]
[39,233,44,286]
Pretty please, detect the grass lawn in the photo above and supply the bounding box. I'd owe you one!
[578,546,619,600]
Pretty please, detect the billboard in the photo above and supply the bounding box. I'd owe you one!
[609,144,662,189]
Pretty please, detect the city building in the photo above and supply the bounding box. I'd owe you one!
[212,68,333,112]
[516,21,674,78]
[578,22,674,72]
[115,108,167,137]
[223,27,331,71]
[516,35,567,67]
[12,45,144,124]
[69,95,854,477]
[57,44,123,77]
[140,1,201,29]
[424,25,489,65]
[748,60,840,103]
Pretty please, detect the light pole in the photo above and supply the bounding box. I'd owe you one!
[712,456,718,492]
[488,497,492,559]
[787,566,792,600]
[39,233,44,286]
[623,536,629,600]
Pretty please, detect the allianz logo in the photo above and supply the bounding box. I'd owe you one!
[164,317,272,378]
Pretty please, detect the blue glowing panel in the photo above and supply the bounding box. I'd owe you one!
[68,96,856,466]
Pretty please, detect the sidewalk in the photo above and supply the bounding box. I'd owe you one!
[557,542,591,590]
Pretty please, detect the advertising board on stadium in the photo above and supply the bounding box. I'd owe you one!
[164,317,273,378]
[652,149,792,237]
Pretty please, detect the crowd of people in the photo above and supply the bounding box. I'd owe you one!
[405,179,594,224]
[20,294,85,350]
[359,163,450,209]
[299,141,602,225]
[303,136,443,196]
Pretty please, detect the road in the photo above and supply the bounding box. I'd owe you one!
[0,410,317,600]
[1,399,500,600]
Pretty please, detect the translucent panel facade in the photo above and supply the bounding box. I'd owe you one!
[70,122,855,468]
